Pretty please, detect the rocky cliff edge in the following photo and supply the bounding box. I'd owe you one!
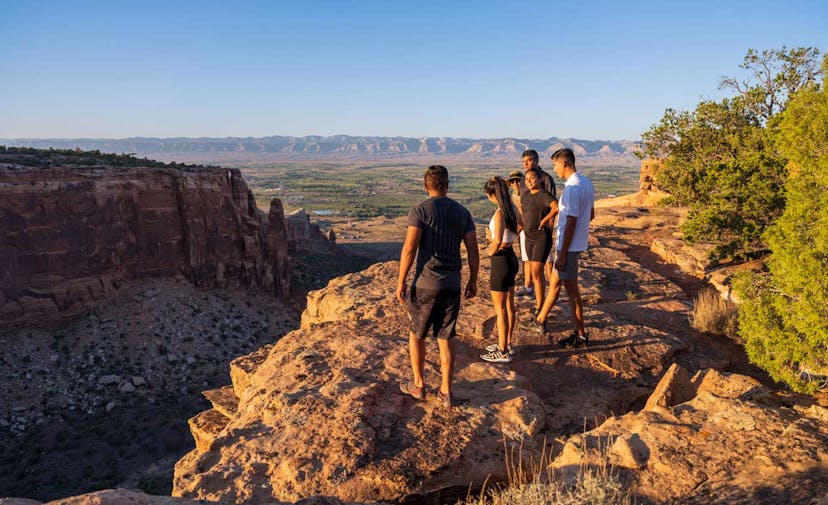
[0,158,291,325]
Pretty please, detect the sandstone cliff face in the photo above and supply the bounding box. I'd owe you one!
[0,163,290,324]
[285,209,336,254]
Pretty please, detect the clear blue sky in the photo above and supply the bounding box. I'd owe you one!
[2,0,826,140]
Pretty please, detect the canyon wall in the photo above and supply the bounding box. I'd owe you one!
[285,209,336,255]
[0,162,291,325]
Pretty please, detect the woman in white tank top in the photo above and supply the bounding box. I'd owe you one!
[481,177,522,363]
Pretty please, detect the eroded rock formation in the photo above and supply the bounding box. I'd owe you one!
[0,159,290,324]
[173,235,694,503]
[551,366,828,503]
[285,209,336,254]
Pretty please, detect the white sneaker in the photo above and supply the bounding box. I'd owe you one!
[481,349,512,363]
[485,343,514,355]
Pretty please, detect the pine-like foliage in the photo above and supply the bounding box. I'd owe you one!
[735,59,828,392]
[640,47,821,262]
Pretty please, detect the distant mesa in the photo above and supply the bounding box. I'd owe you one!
[0,134,641,165]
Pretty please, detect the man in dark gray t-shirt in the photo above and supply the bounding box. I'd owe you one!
[396,165,479,409]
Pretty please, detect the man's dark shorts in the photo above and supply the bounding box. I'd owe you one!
[556,251,581,280]
[407,286,461,340]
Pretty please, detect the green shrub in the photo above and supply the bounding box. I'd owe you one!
[640,47,822,261]
[735,59,828,393]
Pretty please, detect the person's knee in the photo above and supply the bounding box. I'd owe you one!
[437,337,454,354]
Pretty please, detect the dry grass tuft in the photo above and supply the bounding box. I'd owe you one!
[462,438,633,505]
[690,288,739,338]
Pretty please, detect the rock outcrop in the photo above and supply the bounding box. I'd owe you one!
[0,489,350,505]
[174,237,694,503]
[0,154,290,324]
[173,265,547,503]
[639,159,662,192]
[285,209,336,254]
[551,367,828,504]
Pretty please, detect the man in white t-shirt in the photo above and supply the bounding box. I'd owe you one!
[524,148,594,348]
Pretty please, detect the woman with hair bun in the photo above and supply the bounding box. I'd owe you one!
[480,176,522,363]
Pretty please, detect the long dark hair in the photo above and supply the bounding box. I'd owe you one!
[484,176,518,234]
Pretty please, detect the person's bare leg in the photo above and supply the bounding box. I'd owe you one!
[408,332,426,389]
[563,279,585,335]
[545,262,554,288]
[506,288,516,347]
[530,261,545,311]
[538,268,562,322]
[523,261,532,289]
[437,338,455,395]
[491,291,508,350]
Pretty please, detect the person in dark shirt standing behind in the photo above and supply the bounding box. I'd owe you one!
[516,150,557,300]
[520,167,558,318]
[396,165,480,408]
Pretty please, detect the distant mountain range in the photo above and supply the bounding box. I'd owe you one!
[0,135,641,166]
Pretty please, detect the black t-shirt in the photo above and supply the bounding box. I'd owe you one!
[521,189,555,234]
[407,196,475,290]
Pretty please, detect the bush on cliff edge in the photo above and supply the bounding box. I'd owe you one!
[735,57,828,393]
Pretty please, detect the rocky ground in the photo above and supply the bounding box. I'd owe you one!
[0,245,374,500]
[3,198,827,504]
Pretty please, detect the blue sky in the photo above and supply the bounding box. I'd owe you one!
[2,0,826,140]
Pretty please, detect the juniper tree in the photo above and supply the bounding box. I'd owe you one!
[735,57,828,392]
[639,47,822,261]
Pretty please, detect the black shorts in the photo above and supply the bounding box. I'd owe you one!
[407,286,461,340]
[524,230,553,262]
[490,249,518,292]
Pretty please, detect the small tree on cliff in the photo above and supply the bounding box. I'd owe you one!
[639,47,822,261]
[735,56,828,393]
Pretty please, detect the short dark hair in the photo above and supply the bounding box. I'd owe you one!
[424,165,449,191]
[551,148,576,167]
[521,149,539,162]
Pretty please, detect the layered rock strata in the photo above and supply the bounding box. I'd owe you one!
[0,164,290,324]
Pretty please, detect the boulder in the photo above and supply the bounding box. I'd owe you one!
[550,370,828,503]
[644,363,696,411]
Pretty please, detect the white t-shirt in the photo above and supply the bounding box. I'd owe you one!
[556,172,594,252]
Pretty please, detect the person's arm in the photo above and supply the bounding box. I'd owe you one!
[514,199,525,234]
[539,199,559,229]
[463,230,479,299]
[516,204,524,233]
[396,225,422,304]
[555,189,581,271]
[488,210,504,256]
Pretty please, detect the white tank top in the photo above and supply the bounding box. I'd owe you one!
[489,208,517,243]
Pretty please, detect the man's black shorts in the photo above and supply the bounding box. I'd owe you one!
[407,286,461,340]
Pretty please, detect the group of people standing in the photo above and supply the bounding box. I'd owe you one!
[396,148,595,408]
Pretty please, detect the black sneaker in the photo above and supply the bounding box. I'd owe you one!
[518,317,543,333]
[558,332,579,348]
[575,333,589,348]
